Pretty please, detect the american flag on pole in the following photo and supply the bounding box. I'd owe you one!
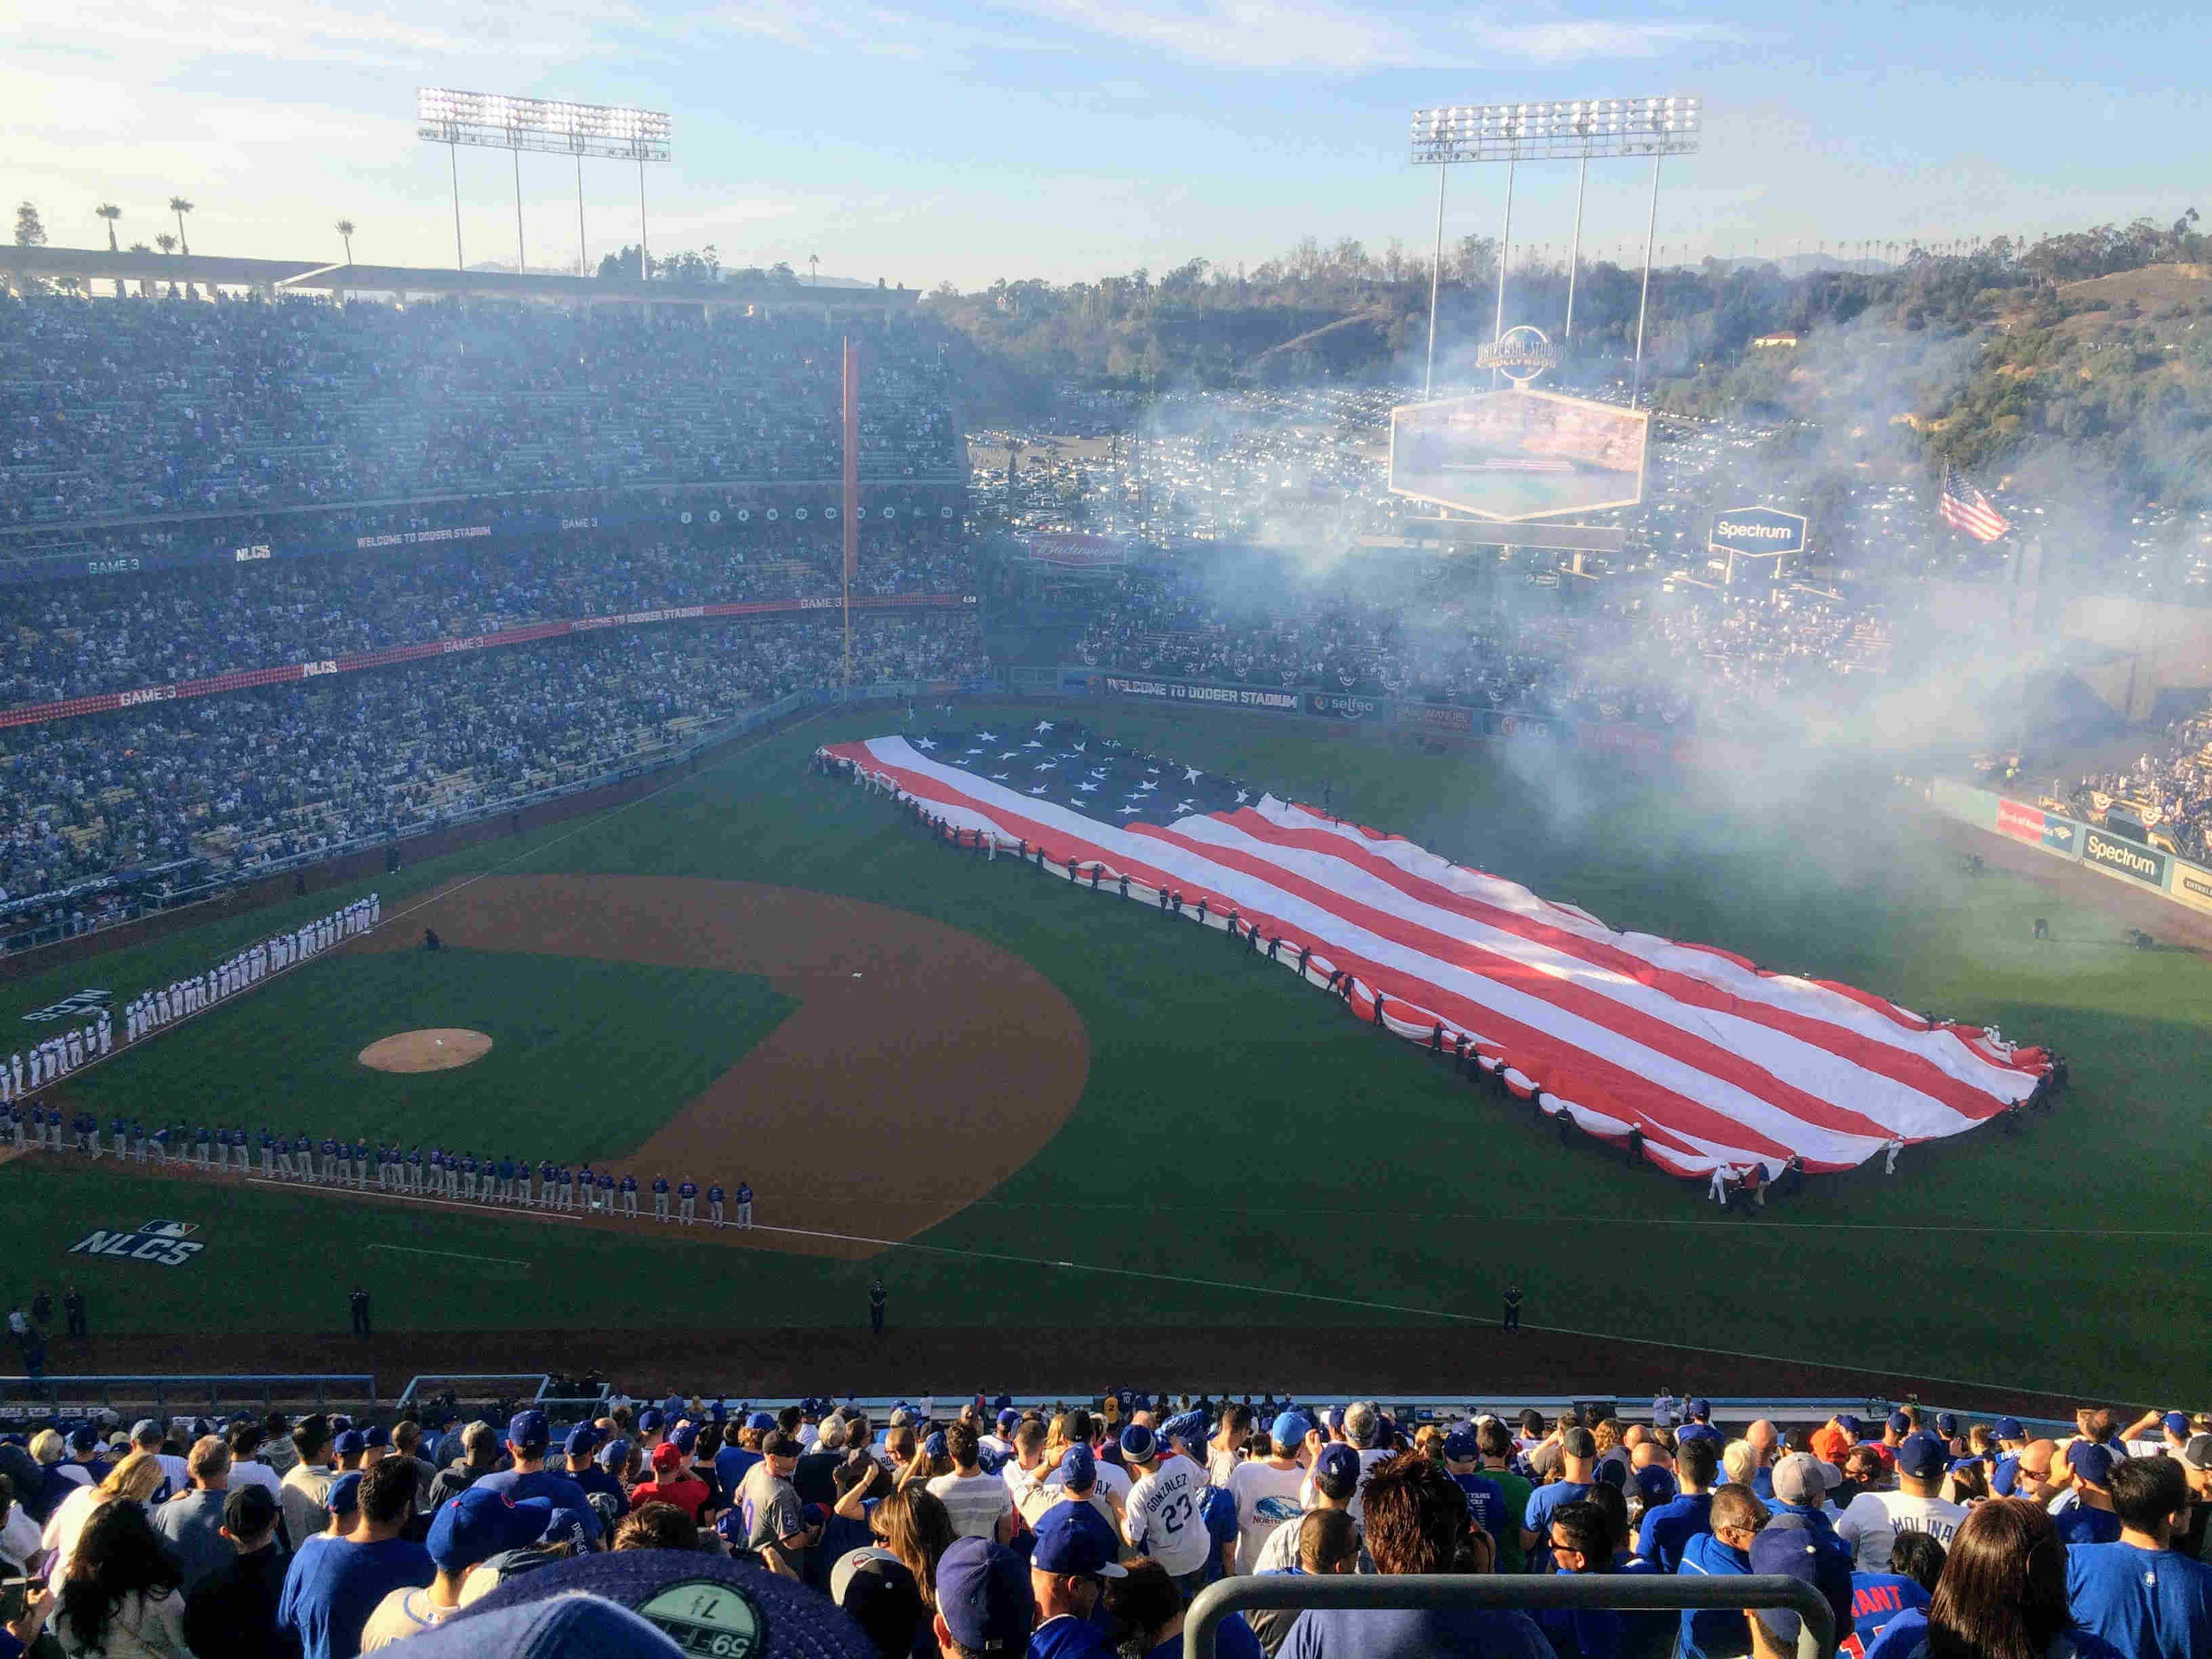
[825,723,2049,1177]
[1940,463,2011,542]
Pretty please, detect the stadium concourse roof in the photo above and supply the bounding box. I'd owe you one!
[0,244,919,312]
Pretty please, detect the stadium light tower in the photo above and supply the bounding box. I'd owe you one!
[1409,96,1700,399]
[417,89,673,277]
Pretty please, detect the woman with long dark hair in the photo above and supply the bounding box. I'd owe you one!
[54,1500,188,1658]
[1864,1499,2121,1659]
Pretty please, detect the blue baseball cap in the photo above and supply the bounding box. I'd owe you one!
[747,1412,776,1433]
[1686,1398,1711,1420]
[996,1409,1021,1431]
[1031,1502,1126,1578]
[1635,1465,1680,1507]
[333,1429,367,1457]
[541,1503,600,1551]
[403,1597,684,1658]
[598,1438,632,1472]
[327,1471,363,1515]
[428,1488,553,1573]
[1441,1427,1480,1461]
[68,1426,99,1453]
[1270,1410,1312,1450]
[636,1410,664,1434]
[1061,1445,1097,1492]
[1160,1411,1207,1450]
[1313,1443,1361,1499]
[565,1425,603,1458]
[364,1425,391,1449]
[1994,1417,2025,1441]
[1897,1432,1948,1481]
[1324,1407,1346,1433]
[2066,1442,2116,1485]
[1119,1424,1157,1461]
[509,1410,551,1450]
[1748,1521,1830,1643]
[2165,1412,2191,1437]
[1936,1414,1959,1438]
[1887,1411,1914,1435]
[441,1550,877,1659]
[935,1538,1035,1653]
[1837,1414,1862,1437]
[672,1426,699,1455]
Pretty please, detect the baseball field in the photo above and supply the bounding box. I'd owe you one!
[5,701,2209,1406]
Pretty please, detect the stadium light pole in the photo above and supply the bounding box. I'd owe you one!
[1631,154,1662,408]
[1563,155,1588,340]
[417,90,672,282]
[1492,155,1515,386]
[1423,165,1446,396]
[1411,97,1699,392]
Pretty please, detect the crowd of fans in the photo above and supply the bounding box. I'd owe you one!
[2068,706,2212,865]
[0,524,970,708]
[0,612,987,915]
[0,1389,2204,1659]
[1068,552,1891,731]
[0,293,961,527]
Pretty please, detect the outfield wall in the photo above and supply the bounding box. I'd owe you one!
[1927,777,2212,918]
[1017,665,1687,764]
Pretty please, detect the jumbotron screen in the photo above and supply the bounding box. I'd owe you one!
[1389,389,1649,522]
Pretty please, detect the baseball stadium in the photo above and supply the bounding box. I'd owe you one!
[9,68,2212,1659]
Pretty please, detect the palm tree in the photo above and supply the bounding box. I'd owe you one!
[808,253,819,285]
[96,203,121,251]
[155,232,176,255]
[167,196,193,255]
[335,220,356,264]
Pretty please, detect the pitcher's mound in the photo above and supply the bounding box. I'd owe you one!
[359,1029,493,1073]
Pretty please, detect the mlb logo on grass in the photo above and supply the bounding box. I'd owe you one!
[67,1218,204,1268]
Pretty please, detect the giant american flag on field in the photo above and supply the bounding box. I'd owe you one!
[1940,463,2011,542]
[825,722,2048,1177]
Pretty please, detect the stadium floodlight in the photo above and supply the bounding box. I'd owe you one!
[1408,96,1700,401]
[417,89,674,279]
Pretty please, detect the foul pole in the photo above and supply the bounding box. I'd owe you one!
[842,337,859,692]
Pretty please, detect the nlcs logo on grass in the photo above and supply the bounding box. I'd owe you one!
[66,1219,204,1269]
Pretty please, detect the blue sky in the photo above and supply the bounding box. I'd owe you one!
[9,1,2209,289]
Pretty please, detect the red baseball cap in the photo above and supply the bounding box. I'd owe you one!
[650,1441,684,1473]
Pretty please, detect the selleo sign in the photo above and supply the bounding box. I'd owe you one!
[1996,799,2046,846]
[2081,827,2167,886]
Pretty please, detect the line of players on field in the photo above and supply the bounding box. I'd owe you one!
[4,1110,755,1228]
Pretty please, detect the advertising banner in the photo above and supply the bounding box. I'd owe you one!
[1389,389,1648,522]
[1397,703,1475,736]
[2168,863,2212,916]
[1024,533,1133,569]
[2081,826,2168,886]
[1996,798,2047,846]
[1305,692,1388,721]
[2041,815,2081,855]
[1099,676,1300,712]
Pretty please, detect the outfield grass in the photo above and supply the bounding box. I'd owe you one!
[7,701,2211,1399]
[61,949,795,1160]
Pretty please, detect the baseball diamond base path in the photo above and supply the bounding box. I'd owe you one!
[37,1326,2129,1421]
[340,875,1091,1255]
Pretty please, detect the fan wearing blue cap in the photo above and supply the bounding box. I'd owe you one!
[1742,1517,1854,1659]
[474,1412,589,1513]
[562,1423,630,1519]
[1029,1502,1125,1659]
[359,1485,551,1645]
[2052,1442,2125,1546]
[276,1456,432,1659]
[1119,1420,1210,1593]
[936,1536,1036,1658]
[2065,1453,2212,1658]
[1834,1433,1966,1573]
[1225,1412,1311,1575]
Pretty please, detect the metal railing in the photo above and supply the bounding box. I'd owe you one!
[0,1374,375,1418]
[1185,1572,1837,1659]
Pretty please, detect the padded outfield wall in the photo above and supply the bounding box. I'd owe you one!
[1928,777,2212,920]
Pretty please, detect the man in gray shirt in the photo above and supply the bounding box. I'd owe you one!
[151,1435,236,1595]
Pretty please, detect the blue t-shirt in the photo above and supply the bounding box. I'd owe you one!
[1284,1605,1553,1659]
[715,1446,762,1495]
[1029,1614,1118,1659]
[1849,1572,1931,1652]
[2053,1505,2123,1547]
[1636,1490,1713,1572]
[1450,1470,1509,1540]
[1675,1530,1753,1659]
[2066,1541,2212,1658]
[1523,1479,1593,1541]
[276,1534,433,1659]
[1147,1615,1262,1659]
[571,1462,630,1516]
